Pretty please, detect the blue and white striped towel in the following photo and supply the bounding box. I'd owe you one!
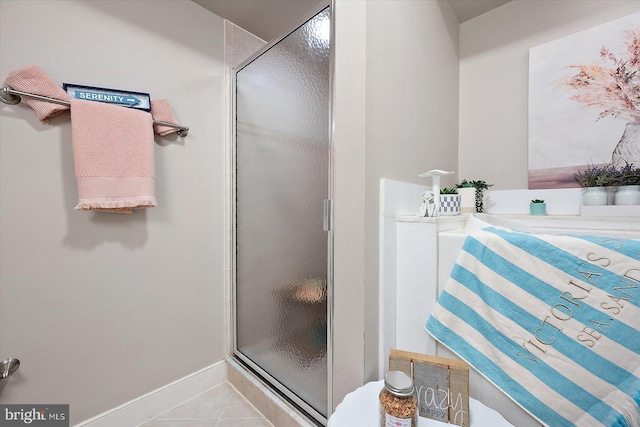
[426,227,640,427]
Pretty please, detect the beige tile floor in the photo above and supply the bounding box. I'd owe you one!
[139,382,274,427]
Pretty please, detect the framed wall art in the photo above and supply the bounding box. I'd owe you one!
[528,13,640,189]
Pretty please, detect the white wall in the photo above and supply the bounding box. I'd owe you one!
[0,1,226,424]
[332,0,461,406]
[332,0,367,411]
[364,0,460,381]
[459,0,640,190]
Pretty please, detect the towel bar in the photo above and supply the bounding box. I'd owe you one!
[0,86,189,137]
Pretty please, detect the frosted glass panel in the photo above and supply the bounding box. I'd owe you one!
[235,7,330,418]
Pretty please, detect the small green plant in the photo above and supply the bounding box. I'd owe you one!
[531,199,545,204]
[456,179,493,213]
[470,180,492,213]
[440,187,458,194]
[456,180,474,188]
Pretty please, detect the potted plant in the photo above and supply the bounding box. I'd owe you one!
[456,179,493,213]
[573,164,609,206]
[614,162,640,205]
[470,180,493,213]
[594,163,621,205]
[595,164,621,205]
[439,187,460,216]
[455,180,476,214]
[530,199,546,216]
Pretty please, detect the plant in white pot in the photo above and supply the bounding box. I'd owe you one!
[456,180,476,214]
[470,180,492,213]
[456,179,493,213]
[574,164,610,206]
[439,187,460,216]
[594,164,621,205]
[614,162,640,205]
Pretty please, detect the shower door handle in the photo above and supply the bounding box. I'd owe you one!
[323,199,333,232]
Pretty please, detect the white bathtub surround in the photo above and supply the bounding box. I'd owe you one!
[394,215,539,427]
[394,215,468,355]
[382,179,639,426]
[392,213,639,427]
[382,179,637,348]
[472,214,640,239]
[483,188,583,215]
[379,179,429,377]
[484,186,640,217]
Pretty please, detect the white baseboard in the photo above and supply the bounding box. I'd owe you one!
[75,361,227,427]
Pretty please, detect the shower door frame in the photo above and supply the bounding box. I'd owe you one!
[230,1,335,424]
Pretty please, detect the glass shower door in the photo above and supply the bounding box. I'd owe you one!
[233,6,331,423]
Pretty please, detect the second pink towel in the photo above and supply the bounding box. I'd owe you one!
[70,98,157,213]
[151,99,180,136]
[4,65,70,124]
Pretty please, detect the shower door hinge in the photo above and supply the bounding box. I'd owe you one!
[323,199,333,232]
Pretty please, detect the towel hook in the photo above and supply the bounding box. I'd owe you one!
[0,357,20,382]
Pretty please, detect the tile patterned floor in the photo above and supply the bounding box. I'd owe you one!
[139,382,274,427]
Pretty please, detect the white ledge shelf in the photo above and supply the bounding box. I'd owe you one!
[580,205,640,218]
[396,214,469,223]
[396,213,640,240]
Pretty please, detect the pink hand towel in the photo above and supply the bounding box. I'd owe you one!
[70,98,156,213]
[151,99,179,136]
[3,65,70,124]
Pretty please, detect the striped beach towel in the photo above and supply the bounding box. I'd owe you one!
[426,227,640,427]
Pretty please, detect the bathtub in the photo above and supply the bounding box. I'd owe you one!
[391,212,640,427]
[379,178,640,425]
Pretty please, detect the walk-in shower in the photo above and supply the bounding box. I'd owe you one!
[232,4,332,425]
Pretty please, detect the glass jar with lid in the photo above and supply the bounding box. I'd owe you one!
[379,370,418,427]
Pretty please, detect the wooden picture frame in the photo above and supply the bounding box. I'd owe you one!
[389,349,470,427]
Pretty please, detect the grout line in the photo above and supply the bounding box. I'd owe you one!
[149,382,227,421]
[145,381,272,425]
[227,381,275,425]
